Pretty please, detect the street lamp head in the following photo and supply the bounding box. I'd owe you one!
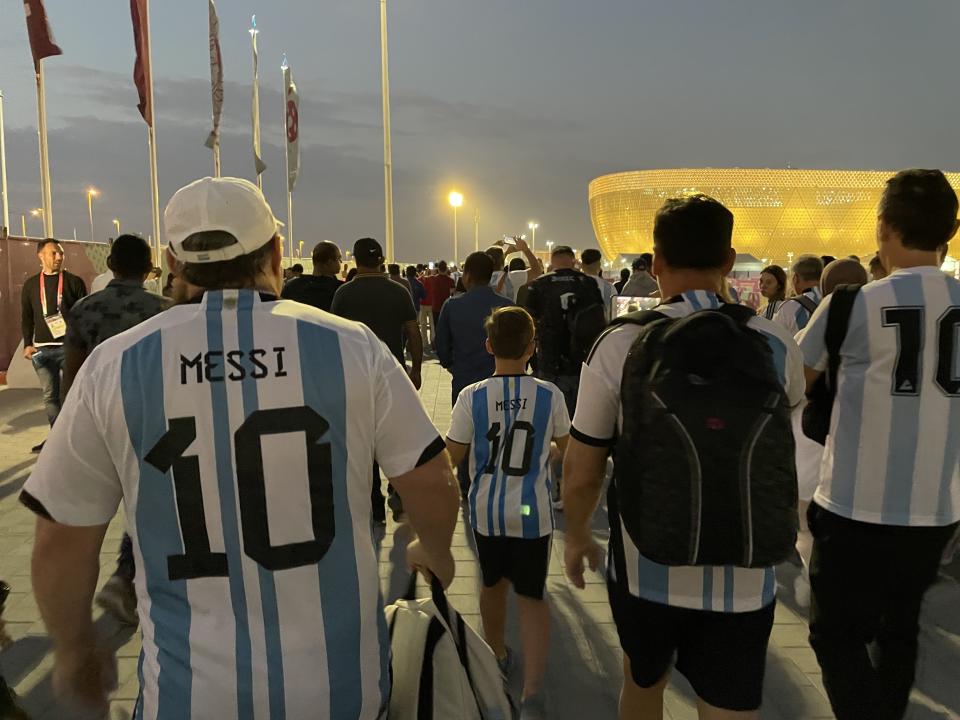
[528,222,538,230]
[87,187,99,198]
[448,191,464,209]
[30,208,43,217]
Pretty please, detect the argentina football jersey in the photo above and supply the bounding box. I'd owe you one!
[798,267,960,526]
[23,289,443,720]
[448,375,571,539]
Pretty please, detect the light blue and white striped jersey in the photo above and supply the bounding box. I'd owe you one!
[572,290,806,612]
[448,375,571,538]
[24,290,443,720]
[773,286,823,335]
[798,267,960,527]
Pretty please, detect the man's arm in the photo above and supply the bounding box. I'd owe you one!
[389,452,460,587]
[514,238,542,282]
[553,434,569,456]
[445,439,469,468]
[21,280,36,357]
[61,342,89,400]
[404,320,423,389]
[435,305,454,369]
[562,438,608,588]
[32,516,115,711]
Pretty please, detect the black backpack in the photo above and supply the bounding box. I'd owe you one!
[614,304,798,568]
[801,284,861,445]
[567,297,608,367]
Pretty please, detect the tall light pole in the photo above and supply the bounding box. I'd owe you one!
[449,191,463,265]
[528,221,538,253]
[0,90,9,234]
[113,218,121,236]
[86,187,99,241]
[474,208,480,252]
[380,0,395,263]
[21,214,27,237]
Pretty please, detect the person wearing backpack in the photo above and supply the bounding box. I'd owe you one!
[524,245,605,417]
[445,307,571,720]
[772,254,824,334]
[797,169,960,720]
[562,195,805,720]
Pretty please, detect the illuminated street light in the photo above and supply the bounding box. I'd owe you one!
[86,187,100,241]
[527,221,539,253]
[113,218,121,235]
[448,191,463,265]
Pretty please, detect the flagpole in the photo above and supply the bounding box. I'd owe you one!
[282,57,293,260]
[35,62,54,237]
[379,0,395,264]
[250,16,264,191]
[144,0,161,260]
[0,90,9,233]
[207,0,223,178]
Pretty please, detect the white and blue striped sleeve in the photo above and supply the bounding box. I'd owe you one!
[797,294,832,373]
[772,299,801,335]
[447,388,475,445]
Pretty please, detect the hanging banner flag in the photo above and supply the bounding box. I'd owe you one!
[204,0,224,151]
[251,16,267,176]
[283,62,300,193]
[130,0,153,126]
[23,0,63,71]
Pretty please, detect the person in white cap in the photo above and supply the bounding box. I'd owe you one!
[21,177,459,719]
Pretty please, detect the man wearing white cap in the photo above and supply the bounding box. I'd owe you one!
[21,177,460,718]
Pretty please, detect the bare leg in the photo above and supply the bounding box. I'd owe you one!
[619,654,668,720]
[516,595,550,698]
[695,697,760,720]
[479,578,510,659]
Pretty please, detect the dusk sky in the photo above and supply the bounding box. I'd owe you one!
[2,1,959,261]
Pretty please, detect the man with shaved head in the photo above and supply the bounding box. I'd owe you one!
[821,258,868,296]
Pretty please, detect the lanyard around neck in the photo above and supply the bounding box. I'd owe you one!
[40,273,63,316]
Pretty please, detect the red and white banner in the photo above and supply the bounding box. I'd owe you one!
[283,63,300,193]
[23,0,63,71]
[204,0,223,151]
[130,0,153,127]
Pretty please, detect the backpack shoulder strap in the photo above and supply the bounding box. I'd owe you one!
[794,294,818,314]
[824,284,861,387]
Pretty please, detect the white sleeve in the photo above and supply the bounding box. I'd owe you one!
[447,389,475,445]
[552,388,572,439]
[22,370,122,526]
[772,300,800,335]
[372,336,444,478]
[570,330,627,445]
[797,295,832,373]
[782,337,808,408]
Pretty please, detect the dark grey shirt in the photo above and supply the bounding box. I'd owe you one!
[330,274,417,364]
[65,278,170,353]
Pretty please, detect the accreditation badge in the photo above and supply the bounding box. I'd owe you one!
[44,313,67,339]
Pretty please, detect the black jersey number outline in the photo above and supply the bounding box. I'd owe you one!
[882,305,960,398]
[146,406,335,581]
[483,421,536,477]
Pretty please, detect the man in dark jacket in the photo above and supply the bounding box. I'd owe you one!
[20,239,87,451]
[281,241,344,312]
[524,245,603,417]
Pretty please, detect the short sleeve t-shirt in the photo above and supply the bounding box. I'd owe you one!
[331,275,417,364]
[797,266,960,527]
[281,274,344,313]
[66,279,170,353]
[773,286,823,335]
[22,289,443,719]
[448,375,570,538]
[571,290,806,613]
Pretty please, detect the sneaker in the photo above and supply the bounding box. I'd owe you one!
[497,647,516,679]
[520,693,547,720]
[95,575,138,626]
[794,572,811,609]
[387,491,405,523]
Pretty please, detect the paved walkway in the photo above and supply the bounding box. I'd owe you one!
[0,362,958,719]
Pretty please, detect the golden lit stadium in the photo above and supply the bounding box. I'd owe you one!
[589,169,960,263]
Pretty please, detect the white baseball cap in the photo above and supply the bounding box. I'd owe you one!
[164,177,283,264]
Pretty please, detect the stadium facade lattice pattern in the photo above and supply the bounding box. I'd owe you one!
[589,168,960,262]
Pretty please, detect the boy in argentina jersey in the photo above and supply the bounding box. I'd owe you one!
[21,178,459,720]
[446,307,570,719]
[797,170,960,720]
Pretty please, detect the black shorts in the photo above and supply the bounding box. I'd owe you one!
[607,578,775,712]
[473,532,551,600]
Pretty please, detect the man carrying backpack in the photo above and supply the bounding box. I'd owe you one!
[772,254,824,334]
[524,245,604,417]
[562,195,805,720]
